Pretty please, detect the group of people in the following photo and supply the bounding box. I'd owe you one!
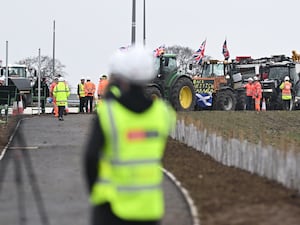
[77,75,109,113]
[244,75,292,111]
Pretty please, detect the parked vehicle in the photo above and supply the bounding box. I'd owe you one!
[191,59,245,111]
[260,55,300,110]
[144,54,196,111]
[0,64,37,107]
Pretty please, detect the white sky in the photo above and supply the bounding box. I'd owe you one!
[1,0,300,92]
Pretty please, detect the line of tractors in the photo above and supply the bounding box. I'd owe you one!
[1,52,300,112]
[145,53,300,111]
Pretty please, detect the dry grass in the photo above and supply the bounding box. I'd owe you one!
[177,111,300,152]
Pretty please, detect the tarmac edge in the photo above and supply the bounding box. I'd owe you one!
[162,168,200,225]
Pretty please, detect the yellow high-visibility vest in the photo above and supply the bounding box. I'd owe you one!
[78,83,85,97]
[90,99,176,221]
[53,82,70,106]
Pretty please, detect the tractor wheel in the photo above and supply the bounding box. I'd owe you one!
[215,90,236,111]
[144,86,162,100]
[236,89,246,110]
[170,77,196,111]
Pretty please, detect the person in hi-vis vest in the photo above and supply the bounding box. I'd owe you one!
[77,77,86,113]
[280,76,292,110]
[83,46,176,225]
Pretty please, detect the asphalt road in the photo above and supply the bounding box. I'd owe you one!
[0,114,194,225]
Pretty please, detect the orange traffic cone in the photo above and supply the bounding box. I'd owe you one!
[12,101,18,116]
[262,98,266,111]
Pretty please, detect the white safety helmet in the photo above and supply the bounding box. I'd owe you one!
[108,45,155,84]
[253,76,258,81]
[284,76,290,81]
[248,77,253,82]
[86,77,91,81]
[80,77,85,80]
[58,77,65,82]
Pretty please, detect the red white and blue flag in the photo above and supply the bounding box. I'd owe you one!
[154,45,165,57]
[222,39,230,60]
[193,39,206,64]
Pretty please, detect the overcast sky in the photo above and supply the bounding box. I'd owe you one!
[1,0,300,92]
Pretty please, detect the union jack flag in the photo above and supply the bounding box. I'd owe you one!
[222,39,230,60]
[154,45,165,57]
[193,39,206,64]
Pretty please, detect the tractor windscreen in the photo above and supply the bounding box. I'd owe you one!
[202,64,224,78]
[268,66,289,80]
[1,66,27,78]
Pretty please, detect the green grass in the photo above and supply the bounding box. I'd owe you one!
[177,111,300,152]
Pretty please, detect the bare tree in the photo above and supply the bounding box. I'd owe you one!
[16,56,66,81]
[165,45,194,74]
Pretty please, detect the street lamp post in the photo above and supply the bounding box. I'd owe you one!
[52,20,55,77]
[143,0,146,46]
[131,0,136,45]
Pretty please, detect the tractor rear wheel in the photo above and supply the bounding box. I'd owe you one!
[215,89,236,110]
[236,89,246,110]
[144,86,162,100]
[170,77,196,111]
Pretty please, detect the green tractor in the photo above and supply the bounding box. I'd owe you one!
[144,54,196,111]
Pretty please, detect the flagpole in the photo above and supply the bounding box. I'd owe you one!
[52,20,55,77]
[38,48,41,115]
[143,0,146,46]
[5,41,8,86]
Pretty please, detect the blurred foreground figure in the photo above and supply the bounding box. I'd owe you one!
[83,46,176,225]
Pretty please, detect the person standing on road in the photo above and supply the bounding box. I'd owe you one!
[84,77,96,113]
[280,76,292,110]
[53,77,70,121]
[50,77,59,117]
[97,74,109,104]
[252,76,262,111]
[77,77,86,113]
[244,77,254,110]
[83,46,176,225]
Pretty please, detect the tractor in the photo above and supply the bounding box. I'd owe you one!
[260,55,300,110]
[0,64,37,107]
[191,59,245,111]
[144,53,196,111]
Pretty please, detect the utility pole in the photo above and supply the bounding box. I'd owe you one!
[131,0,136,45]
[52,20,55,78]
[37,48,41,115]
[143,0,146,46]
[5,41,8,86]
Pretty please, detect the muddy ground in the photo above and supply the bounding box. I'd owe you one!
[1,115,300,225]
[163,138,300,225]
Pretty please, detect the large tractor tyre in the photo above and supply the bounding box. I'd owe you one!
[236,90,246,110]
[170,77,196,111]
[144,86,162,100]
[215,90,237,111]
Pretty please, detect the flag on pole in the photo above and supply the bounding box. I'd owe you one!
[154,45,165,57]
[222,39,230,60]
[193,39,206,64]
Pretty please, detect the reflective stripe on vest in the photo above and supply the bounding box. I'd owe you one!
[90,99,176,220]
